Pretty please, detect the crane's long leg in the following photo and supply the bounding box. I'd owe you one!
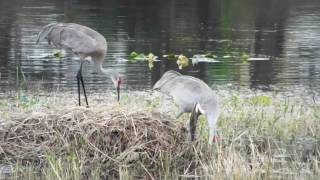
[189,104,201,141]
[80,76,89,107]
[77,70,81,106]
[77,61,89,107]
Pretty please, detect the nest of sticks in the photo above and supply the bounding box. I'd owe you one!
[0,105,196,178]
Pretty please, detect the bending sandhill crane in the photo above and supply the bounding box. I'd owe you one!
[153,70,219,144]
[36,23,122,106]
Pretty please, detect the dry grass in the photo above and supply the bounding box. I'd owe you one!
[0,98,189,179]
[0,87,319,179]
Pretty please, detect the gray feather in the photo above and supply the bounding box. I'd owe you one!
[154,70,219,143]
[154,70,217,113]
[36,23,107,57]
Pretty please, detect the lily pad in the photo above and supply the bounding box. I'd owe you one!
[163,53,177,60]
[53,50,64,60]
[191,55,219,65]
[129,52,146,63]
[129,51,139,60]
[204,52,217,59]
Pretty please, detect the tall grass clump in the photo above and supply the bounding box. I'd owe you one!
[0,86,319,179]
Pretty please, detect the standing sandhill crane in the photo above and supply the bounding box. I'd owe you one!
[153,70,219,144]
[36,23,122,106]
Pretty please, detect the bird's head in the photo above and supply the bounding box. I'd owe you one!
[110,73,123,102]
[96,64,123,102]
[110,71,123,102]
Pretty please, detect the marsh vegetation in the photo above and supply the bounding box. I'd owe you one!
[0,86,319,179]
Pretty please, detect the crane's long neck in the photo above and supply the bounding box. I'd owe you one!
[96,62,117,83]
[94,56,121,102]
[206,111,219,144]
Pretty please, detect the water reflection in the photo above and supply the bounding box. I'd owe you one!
[0,0,319,92]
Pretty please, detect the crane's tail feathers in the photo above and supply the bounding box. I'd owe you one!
[195,103,206,114]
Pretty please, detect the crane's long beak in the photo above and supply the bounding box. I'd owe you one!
[117,86,120,102]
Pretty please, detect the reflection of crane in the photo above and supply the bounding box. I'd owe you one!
[153,70,219,143]
[36,23,122,106]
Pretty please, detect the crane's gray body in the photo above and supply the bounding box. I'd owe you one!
[153,70,219,143]
[36,22,118,84]
[36,23,107,63]
[36,23,120,104]
[153,70,218,114]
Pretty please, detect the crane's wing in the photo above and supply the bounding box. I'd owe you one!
[153,70,182,92]
[154,71,216,112]
[36,23,58,44]
[36,23,103,56]
[168,76,212,108]
[65,23,107,47]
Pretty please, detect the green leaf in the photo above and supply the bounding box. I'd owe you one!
[248,95,271,106]
[54,50,64,60]
[165,53,176,60]
[128,52,147,63]
[241,52,249,63]
[204,52,217,59]
[129,51,139,60]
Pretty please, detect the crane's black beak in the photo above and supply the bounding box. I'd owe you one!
[117,86,120,102]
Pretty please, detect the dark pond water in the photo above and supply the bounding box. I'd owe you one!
[0,0,319,92]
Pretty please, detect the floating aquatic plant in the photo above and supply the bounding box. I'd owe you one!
[241,52,249,63]
[191,54,219,65]
[129,51,146,63]
[129,51,139,60]
[163,53,177,61]
[128,52,157,69]
[177,54,189,69]
[126,51,258,69]
[53,50,64,60]
[147,53,155,69]
[204,52,217,59]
